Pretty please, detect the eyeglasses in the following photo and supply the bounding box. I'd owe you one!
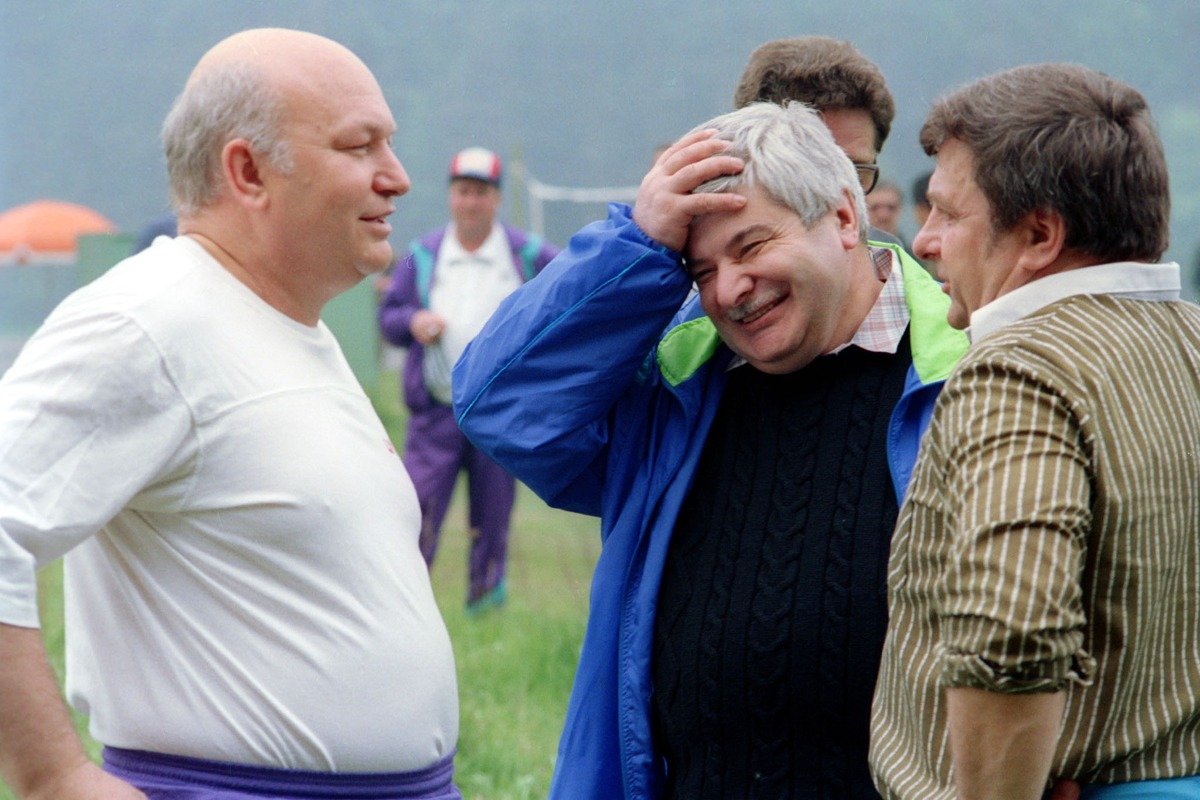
[855,163,880,194]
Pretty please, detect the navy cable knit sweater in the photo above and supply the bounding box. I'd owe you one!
[652,334,911,800]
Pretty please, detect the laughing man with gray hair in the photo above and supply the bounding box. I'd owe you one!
[452,101,966,799]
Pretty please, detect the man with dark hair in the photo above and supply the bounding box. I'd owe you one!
[130,212,177,255]
[734,36,902,247]
[379,147,557,612]
[868,180,905,242]
[455,101,967,799]
[871,63,1200,800]
[0,28,461,799]
[910,170,932,230]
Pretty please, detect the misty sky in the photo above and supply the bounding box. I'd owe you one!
[1,0,1196,280]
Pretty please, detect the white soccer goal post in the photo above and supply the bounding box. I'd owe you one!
[517,165,639,239]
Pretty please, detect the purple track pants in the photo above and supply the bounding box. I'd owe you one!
[403,404,514,603]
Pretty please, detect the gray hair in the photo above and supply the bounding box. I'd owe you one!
[162,62,294,215]
[691,102,868,241]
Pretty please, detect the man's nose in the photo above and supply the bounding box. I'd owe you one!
[377,148,411,197]
[912,223,937,262]
[714,266,752,309]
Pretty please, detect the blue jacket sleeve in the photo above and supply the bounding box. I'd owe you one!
[453,204,691,516]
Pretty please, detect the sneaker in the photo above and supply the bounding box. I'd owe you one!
[466,579,508,615]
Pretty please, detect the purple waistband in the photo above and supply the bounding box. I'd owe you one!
[102,747,462,800]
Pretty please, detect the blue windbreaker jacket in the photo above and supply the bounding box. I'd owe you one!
[453,204,968,799]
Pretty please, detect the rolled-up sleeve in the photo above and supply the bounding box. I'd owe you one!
[934,360,1097,693]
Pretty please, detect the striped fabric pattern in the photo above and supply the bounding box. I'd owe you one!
[871,293,1200,799]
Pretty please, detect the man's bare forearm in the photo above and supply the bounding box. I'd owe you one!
[0,622,152,799]
[0,622,92,795]
[946,686,1066,800]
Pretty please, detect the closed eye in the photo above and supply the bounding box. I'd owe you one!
[929,205,956,225]
[688,261,715,286]
[737,239,766,260]
[342,136,389,154]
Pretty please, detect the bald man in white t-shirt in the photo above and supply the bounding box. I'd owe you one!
[0,28,461,800]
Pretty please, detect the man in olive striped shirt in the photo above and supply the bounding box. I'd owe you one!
[870,64,1200,800]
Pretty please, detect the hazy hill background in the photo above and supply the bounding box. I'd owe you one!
[1,0,1197,291]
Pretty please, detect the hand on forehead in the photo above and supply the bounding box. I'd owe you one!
[632,130,746,253]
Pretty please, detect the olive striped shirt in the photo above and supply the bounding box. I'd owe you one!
[871,271,1200,798]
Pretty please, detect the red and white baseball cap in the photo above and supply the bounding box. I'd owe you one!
[448,147,503,186]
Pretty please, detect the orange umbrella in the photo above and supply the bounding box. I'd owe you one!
[0,200,116,264]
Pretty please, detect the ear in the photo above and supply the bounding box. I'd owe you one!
[220,138,269,208]
[1014,208,1068,276]
[834,187,862,251]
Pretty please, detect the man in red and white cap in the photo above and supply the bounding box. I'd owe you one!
[379,147,558,612]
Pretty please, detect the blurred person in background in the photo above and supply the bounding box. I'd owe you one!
[130,212,177,255]
[911,170,932,230]
[379,147,558,613]
[908,171,935,272]
[867,180,906,246]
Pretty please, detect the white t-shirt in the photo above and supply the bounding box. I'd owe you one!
[0,236,458,771]
[422,223,522,404]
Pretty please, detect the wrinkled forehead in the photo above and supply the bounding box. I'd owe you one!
[684,185,804,263]
[282,67,396,147]
[926,140,986,207]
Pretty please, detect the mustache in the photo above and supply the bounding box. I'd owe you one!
[726,287,785,322]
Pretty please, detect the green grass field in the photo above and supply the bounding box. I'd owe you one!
[1,373,600,800]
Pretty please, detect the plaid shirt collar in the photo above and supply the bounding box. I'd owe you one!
[834,245,909,355]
